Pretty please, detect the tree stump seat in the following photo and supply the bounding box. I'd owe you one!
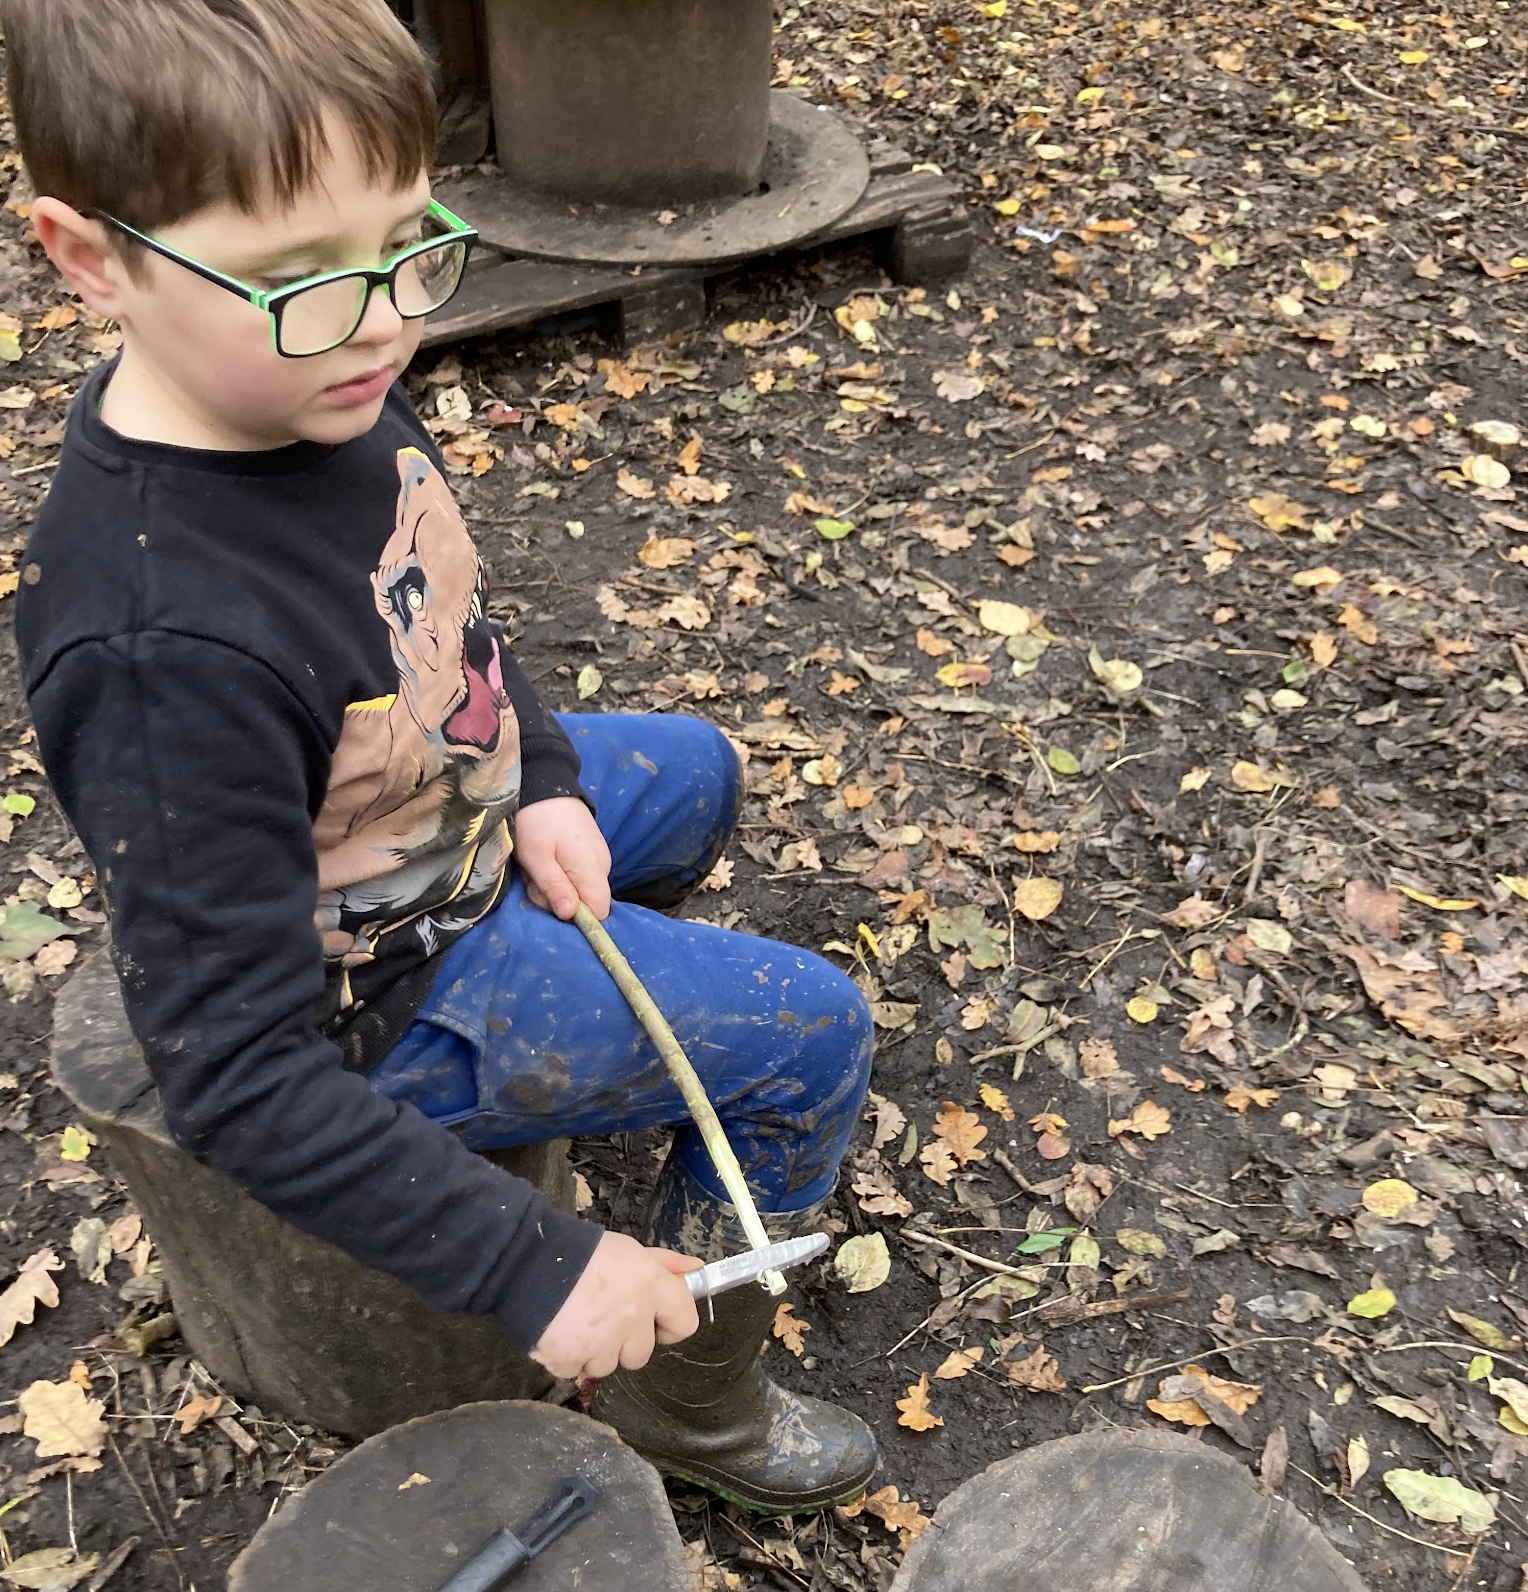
[892,1429,1368,1592]
[51,953,574,1439]
[227,1400,692,1592]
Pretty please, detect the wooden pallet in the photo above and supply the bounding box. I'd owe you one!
[422,142,971,349]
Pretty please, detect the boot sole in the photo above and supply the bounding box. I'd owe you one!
[653,1456,876,1516]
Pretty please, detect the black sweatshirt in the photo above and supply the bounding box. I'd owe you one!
[15,366,604,1350]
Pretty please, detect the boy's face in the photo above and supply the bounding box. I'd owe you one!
[109,116,432,450]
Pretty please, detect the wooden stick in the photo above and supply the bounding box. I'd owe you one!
[899,1227,1037,1279]
[572,903,785,1293]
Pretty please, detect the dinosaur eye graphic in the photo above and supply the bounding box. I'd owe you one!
[386,567,429,630]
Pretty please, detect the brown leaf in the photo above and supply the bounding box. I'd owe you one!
[1064,1163,1114,1223]
[1343,879,1400,940]
[1005,1345,1066,1392]
[637,534,696,569]
[18,1380,107,1458]
[1108,1101,1172,1141]
[918,1140,957,1187]
[1078,1037,1120,1079]
[870,1097,908,1150]
[934,1346,984,1380]
[174,1394,223,1435]
[1161,897,1219,929]
[1341,944,1461,1042]
[1224,1083,1280,1113]
[896,1374,943,1431]
[851,1164,914,1217]
[932,1101,988,1165]
[1181,995,1238,1067]
[846,1484,931,1543]
[1259,1425,1289,1494]
[616,466,656,499]
[676,436,703,476]
[772,1302,810,1358]
[0,1249,63,1348]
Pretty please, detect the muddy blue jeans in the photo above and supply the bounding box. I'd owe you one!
[370,713,873,1210]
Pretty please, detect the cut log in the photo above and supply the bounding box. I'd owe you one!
[892,1429,1368,1592]
[52,953,574,1438]
[228,1401,690,1592]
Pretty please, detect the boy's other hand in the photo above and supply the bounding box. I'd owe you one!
[515,796,612,921]
[529,1231,702,1379]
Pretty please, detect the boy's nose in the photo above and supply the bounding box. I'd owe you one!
[351,280,405,346]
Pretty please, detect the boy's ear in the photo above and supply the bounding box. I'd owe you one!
[31,199,134,320]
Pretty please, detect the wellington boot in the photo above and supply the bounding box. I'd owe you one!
[592,1158,878,1513]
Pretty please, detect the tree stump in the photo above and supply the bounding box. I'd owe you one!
[892,1430,1368,1592]
[228,1401,691,1592]
[52,953,575,1439]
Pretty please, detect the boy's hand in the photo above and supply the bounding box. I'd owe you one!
[514,797,612,921]
[529,1231,702,1379]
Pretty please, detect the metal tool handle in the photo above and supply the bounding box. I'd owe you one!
[434,1475,596,1592]
[685,1234,830,1301]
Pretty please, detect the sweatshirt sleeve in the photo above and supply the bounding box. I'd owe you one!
[29,631,602,1351]
[496,638,588,808]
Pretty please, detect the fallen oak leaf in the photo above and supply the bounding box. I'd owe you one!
[0,1249,64,1348]
[18,1380,106,1458]
[1108,1100,1171,1141]
[772,1301,810,1357]
[934,1346,984,1380]
[174,1394,222,1436]
[896,1374,943,1431]
[932,1101,988,1165]
[1005,1344,1066,1393]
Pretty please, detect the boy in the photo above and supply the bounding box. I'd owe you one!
[5,0,877,1513]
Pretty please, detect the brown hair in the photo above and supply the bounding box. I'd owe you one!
[3,0,436,232]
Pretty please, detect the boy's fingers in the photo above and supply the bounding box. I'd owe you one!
[652,1248,704,1274]
[653,1271,700,1343]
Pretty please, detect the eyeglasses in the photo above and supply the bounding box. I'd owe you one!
[94,199,478,358]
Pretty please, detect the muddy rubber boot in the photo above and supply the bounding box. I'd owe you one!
[591,1157,878,1513]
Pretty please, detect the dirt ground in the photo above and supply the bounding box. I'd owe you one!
[1,1,1527,1589]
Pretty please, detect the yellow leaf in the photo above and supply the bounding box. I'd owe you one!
[934,1346,984,1380]
[772,1301,810,1357]
[1012,877,1063,921]
[896,1374,944,1431]
[1013,830,1061,853]
[979,1082,1015,1121]
[935,660,993,689]
[1179,766,1211,792]
[992,198,1021,217]
[835,1233,891,1294]
[398,1472,431,1490]
[1231,761,1274,793]
[1501,1407,1528,1436]
[1249,491,1311,530]
[1462,454,1511,489]
[1448,1310,1520,1352]
[1362,1178,1418,1217]
[59,1125,96,1163]
[1109,1100,1171,1140]
[1398,49,1429,63]
[979,0,1007,15]
[1348,1287,1396,1319]
[1125,996,1158,1024]
[1302,259,1352,294]
[1498,875,1528,901]
[977,599,1034,636]
[1291,565,1344,593]
[1396,884,1478,912]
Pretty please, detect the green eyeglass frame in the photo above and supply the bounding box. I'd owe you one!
[94,198,478,358]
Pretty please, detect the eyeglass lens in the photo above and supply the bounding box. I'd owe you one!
[277,239,468,356]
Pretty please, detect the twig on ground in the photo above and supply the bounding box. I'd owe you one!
[1079,1335,1316,1394]
[899,1227,1037,1278]
[1379,1340,1528,1379]
[1287,1464,1473,1559]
